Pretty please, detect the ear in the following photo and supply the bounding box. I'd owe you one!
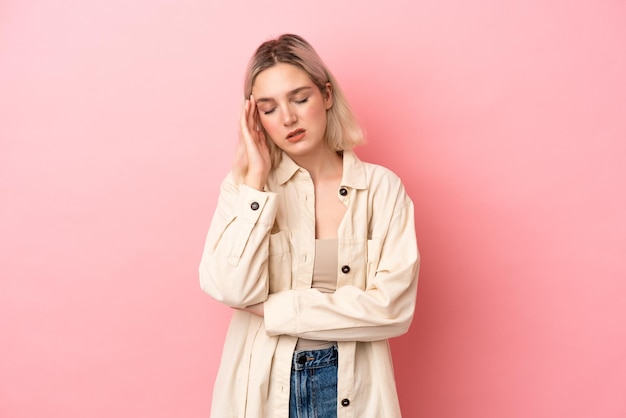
[323,82,333,110]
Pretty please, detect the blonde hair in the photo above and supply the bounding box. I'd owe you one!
[244,34,365,169]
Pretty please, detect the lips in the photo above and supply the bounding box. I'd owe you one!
[286,128,305,141]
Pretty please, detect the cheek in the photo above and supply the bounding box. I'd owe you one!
[306,101,328,118]
[304,106,328,127]
[258,115,272,129]
[260,118,281,138]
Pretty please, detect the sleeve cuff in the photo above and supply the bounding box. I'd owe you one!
[234,184,277,226]
[264,291,299,336]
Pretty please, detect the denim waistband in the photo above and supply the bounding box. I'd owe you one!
[291,344,338,371]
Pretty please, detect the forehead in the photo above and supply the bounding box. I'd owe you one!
[252,63,315,97]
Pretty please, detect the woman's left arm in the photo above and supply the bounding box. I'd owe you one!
[263,186,420,342]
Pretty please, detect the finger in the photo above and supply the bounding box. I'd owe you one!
[239,99,247,128]
[242,97,260,139]
[247,95,258,135]
[240,99,254,141]
[239,100,262,162]
[240,98,250,127]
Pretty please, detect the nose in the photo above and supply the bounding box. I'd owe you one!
[282,104,297,126]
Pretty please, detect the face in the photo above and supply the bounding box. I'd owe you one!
[252,63,333,159]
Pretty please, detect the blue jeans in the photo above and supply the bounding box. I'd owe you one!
[289,345,338,418]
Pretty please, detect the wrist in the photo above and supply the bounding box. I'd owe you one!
[244,174,267,191]
[244,180,265,191]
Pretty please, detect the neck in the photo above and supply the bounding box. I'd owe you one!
[289,147,343,181]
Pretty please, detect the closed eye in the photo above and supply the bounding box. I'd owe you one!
[259,98,307,115]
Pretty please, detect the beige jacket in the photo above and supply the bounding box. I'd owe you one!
[200,150,419,417]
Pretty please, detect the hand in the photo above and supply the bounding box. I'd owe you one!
[234,95,271,190]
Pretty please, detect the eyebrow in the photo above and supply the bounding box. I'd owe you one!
[255,86,313,103]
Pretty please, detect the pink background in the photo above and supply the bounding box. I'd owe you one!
[1,0,625,417]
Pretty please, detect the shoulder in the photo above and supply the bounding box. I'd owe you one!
[346,152,413,212]
[356,157,406,197]
[362,160,402,184]
[344,150,404,190]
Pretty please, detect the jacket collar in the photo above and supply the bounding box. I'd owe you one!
[273,150,368,190]
[340,150,368,190]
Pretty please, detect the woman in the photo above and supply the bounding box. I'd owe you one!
[199,34,419,418]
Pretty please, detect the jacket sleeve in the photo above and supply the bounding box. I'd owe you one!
[264,184,420,342]
[199,173,278,308]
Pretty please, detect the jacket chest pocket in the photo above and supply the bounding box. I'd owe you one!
[339,239,373,289]
[366,238,382,282]
[268,230,292,293]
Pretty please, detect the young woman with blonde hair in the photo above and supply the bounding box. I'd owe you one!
[200,33,419,418]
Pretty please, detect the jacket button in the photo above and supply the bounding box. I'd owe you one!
[250,202,260,210]
[341,398,350,407]
[341,265,350,274]
[339,187,348,196]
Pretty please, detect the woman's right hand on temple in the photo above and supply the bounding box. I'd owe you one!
[235,95,271,191]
